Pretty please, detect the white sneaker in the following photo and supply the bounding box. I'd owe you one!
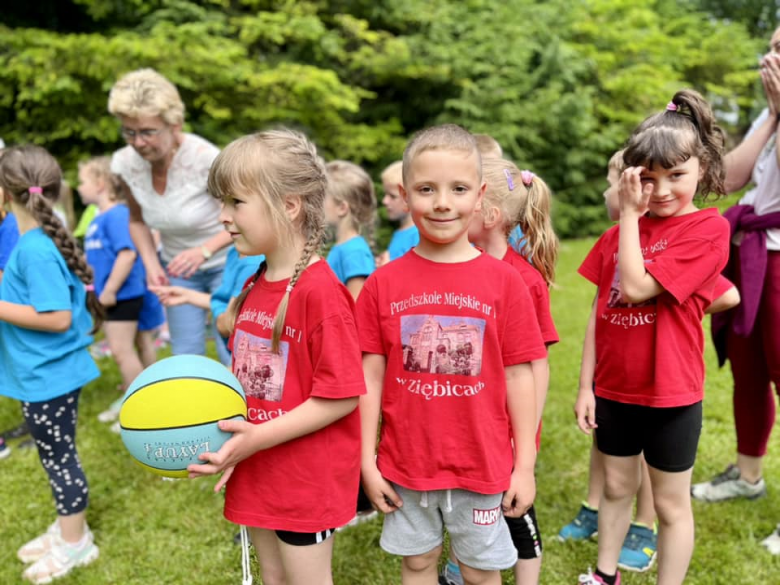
[97,397,123,423]
[761,525,780,555]
[18,521,61,563]
[22,532,99,584]
[691,464,767,502]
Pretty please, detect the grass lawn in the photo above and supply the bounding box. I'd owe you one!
[1,236,780,584]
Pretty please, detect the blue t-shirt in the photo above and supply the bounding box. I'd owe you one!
[0,229,99,402]
[387,225,419,261]
[0,212,20,270]
[210,246,265,321]
[508,225,528,256]
[327,235,375,284]
[84,204,145,300]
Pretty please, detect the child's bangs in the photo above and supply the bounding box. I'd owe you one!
[624,127,696,170]
[207,139,261,201]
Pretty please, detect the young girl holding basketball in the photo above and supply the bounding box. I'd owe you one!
[575,90,731,585]
[0,146,103,584]
[442,158,557,585]
[187,130,364,585]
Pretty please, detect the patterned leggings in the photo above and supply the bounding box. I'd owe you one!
[22,389,89,515]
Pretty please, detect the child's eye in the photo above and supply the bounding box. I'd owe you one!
[454,185,468,194]
[418,186,433,194]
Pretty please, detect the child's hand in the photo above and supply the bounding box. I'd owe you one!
[502,468,535,518]
[361,466,403,513]
[574,387,597,435]
[99,290,117,307]
[187,419,260,491]
[618,166,652,217]
[150,285,192,307]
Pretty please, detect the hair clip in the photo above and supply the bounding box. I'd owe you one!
[85,284,95,292]
[29,186,43,195]
[285,284,294,293]
[520,170,536,186]
[504,169,515,191]
[666,102,678,112]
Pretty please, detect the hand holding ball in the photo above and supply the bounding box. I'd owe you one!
[119,355,247,478]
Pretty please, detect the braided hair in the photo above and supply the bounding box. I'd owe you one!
[0,146,105,332]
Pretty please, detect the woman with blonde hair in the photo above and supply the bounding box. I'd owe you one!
[108,68,232,364]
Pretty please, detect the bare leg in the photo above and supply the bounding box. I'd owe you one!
[278,534,335,585]
[596,454,641,575]
[58,511,87,543]
[736,453,764,483]
[634,454,656,526]
[401,545,442,585]
[586,439,606,509]
[135,330,158,368]
[648,465,695,585]
[459,563,502,585]
[104,321,143,390]
[513,557,541,585]
[248,527,286,585]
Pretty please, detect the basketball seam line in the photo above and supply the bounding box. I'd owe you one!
[120,415,247,432]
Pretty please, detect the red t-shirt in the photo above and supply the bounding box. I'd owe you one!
[713,275,735,299]
[578,208,729,407]
[502,248,559,346]
[224,261,365,532]
[356,251,546,494]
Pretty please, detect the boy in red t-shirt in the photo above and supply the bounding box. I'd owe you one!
[356,124,546,585]
[575,91,731,585]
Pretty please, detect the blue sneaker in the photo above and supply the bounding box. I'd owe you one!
[558,503,598,541]
[618,522,657,572]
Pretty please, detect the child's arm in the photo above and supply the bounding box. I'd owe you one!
[99,249,137,307]
[359,353,403,512]
[574,294,598,434]
[149,285,211,309]
[0,301,70,332]
[706,285,740,314]
[617,168,665,303]
[215,297,238,338]
[126,192,167,286]
[345,277,366,302]
[502,362,537,518]
[188,395,359,491]
[530,357,549,430]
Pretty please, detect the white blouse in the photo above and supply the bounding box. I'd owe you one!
[111,133,228,269]
[739,108,780,251]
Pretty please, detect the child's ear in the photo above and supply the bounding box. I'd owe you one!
[698,161,707,181]
[474,181,486,212]
[285,194,302,222]
[482,205,501,228]
[399,184,409,209]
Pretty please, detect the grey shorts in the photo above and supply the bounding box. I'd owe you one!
[380,483,517,571]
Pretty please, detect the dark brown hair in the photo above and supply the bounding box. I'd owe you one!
[0,146,104,331]
[623,89,726,198]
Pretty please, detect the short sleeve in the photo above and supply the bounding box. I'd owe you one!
[354,275,384,355]
[578,233,609,286]
[0,214,20,270]
[309,314,366,399]
[502,272,547,365]
[104,207,135,253]
[645,219,730,304]
[527,281,559,346]
[713,275,735,299]
[340,246,374,282]
[21,252,72,312]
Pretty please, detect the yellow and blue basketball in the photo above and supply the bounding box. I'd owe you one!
[119,354,247,478]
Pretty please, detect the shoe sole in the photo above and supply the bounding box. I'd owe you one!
[556,531,598,543]
[618,552,656,573]
[691,490,767,503]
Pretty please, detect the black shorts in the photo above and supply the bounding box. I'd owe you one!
[505,504,542,559]
[594,396,702,472]
[275,528,336,547]
[105,296,143,322]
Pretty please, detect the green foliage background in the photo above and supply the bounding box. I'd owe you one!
[0,0,775,238]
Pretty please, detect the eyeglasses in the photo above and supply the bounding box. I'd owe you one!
[120,127,163,141]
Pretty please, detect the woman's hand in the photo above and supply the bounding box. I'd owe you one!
[146,260,169,287]
[761,53,780,117]
[167,247,207,279]
[618,166,651,218]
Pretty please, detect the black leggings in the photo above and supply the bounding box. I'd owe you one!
[23,389,89,515]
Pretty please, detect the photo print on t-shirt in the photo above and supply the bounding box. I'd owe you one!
[606,262,656,309]
[232,330,289,402]
[400,315,485,375]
